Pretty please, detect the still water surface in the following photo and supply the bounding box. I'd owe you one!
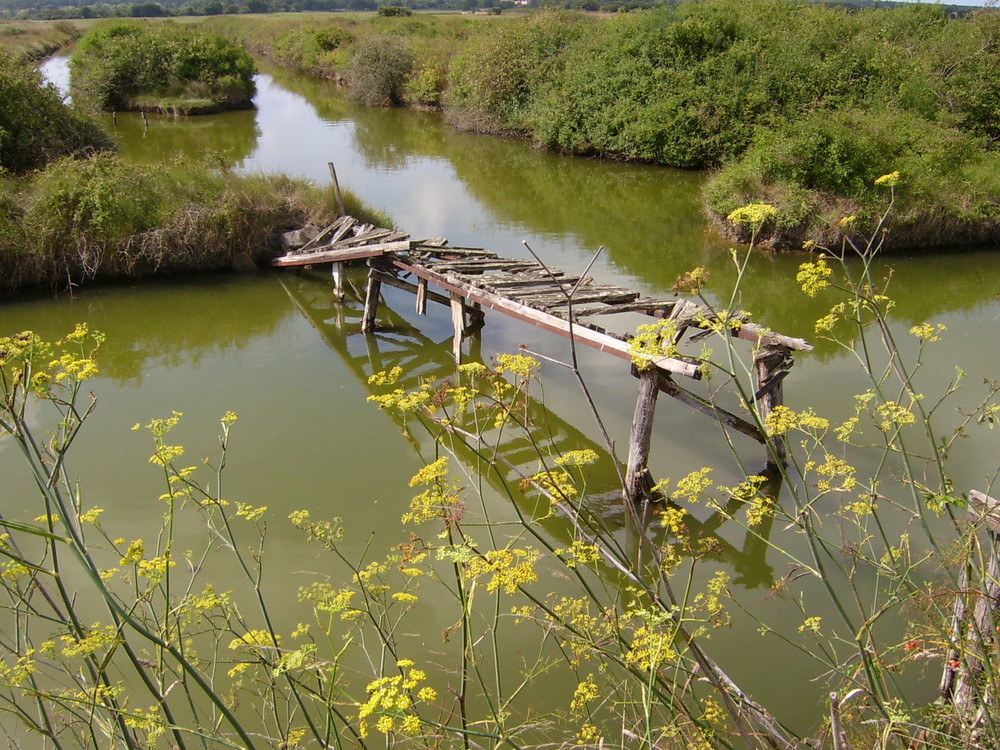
[5,56,998,734]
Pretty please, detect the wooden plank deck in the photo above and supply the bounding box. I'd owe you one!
[273,217,811,378]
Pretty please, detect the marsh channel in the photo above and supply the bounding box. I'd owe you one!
[3,55,998,737]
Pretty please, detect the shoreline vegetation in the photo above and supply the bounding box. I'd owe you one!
[70,22,257,114]
[197,1,1000,252]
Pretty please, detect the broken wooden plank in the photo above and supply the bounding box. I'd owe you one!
[271,239,412,267]
[480,274,576,290]
[564,299,681,317]
[328,216,358,245]
[338,227,395,246]
[518,289,640,309]
[297,216,351,254]
[430,259,538,273]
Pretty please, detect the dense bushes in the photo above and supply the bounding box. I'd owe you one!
[704,108,1000,249]
[446,12,587,133]
[0,50,111,174]
[70,21,256,113]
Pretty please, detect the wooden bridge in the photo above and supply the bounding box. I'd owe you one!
[274,214,813,502]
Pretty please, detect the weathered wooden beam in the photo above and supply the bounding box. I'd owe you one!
[391,259,703,379]
[754,346,792,468]
[331,262,344,301]
[945,492,1000,719]
[272,240,411,268]
[328,162,346,217]
[625,368,661,503]
[416,277,428,315]
[450,292,466,363]
[361,264,382,333]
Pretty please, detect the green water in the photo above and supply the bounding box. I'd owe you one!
[4,57,998,739]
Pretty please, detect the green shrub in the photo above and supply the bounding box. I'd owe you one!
[0,50,111,175]
[377,5,412,16]
[71,21,256,113]
[348,35,413,107]
[447,12,588,133]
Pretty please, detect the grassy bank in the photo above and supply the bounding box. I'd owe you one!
[201,3,1000,252]
[0,18,82,60]
[0,155,348,294]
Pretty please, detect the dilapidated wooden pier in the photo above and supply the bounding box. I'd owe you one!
[274,214,813,502]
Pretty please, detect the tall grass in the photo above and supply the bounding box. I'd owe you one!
[1,155,349,294]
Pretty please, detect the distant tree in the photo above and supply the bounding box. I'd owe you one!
[377,4,411,15]
[131,2,167,15]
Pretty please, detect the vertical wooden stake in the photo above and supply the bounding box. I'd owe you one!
[361,264,381,333]
[754,346,791,469]
[332,262,344,301]
[416,278,427,315]
[625,368,660,503]
[450,292,466,363]
[328,161,346,218]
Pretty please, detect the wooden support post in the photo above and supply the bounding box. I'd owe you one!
[944,491,1000,716]
[625,368,660,503]
[327,161,346,218]
[416,277,427,315]
[450,292,466,363]
[332,262,344,301]
[361,263,382,333]
[754,345,792,469]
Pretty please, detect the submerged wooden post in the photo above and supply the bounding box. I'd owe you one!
[450,292,466,363]
[625,368,660,503]
[361,263,382,333]
[754,345,792,468]
[416,278,427,315]
[327,161,346,217]
[332,262,344,301]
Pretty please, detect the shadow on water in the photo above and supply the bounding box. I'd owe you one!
[278,269,781,591]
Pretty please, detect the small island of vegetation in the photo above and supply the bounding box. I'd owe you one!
[70,21,256,114]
